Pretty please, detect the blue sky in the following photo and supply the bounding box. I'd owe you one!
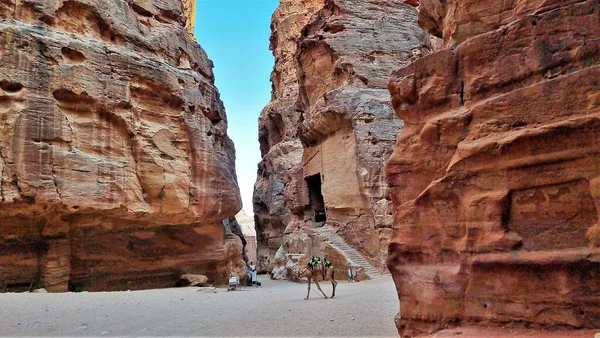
[195,0,278,214]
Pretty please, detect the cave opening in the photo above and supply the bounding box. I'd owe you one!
[68,281,84,292]
[306,173,326,224]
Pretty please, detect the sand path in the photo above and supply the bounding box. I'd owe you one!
[2,275,596,337]
[0,275,399,337]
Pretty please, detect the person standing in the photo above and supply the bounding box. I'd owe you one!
[249,261,257,285]
[348,263,353,282]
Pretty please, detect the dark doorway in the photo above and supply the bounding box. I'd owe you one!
[306,173,326,223]
[68,281,84,292]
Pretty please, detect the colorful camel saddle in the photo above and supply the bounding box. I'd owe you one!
[307,256,332,280]
[307,256,332,270]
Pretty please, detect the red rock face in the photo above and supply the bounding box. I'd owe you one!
[386,0,600,336]
[0,0,244,291]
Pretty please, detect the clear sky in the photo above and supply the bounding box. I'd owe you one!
[195,0,278,214]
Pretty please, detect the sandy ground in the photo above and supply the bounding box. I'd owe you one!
[2,275,598,338]
[427,328,599,338]
[0,275,400,337]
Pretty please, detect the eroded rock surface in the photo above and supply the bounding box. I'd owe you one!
[386,0,600,336]
[0,0,244,291]
[254,0,322,273]
[254,0,432,276]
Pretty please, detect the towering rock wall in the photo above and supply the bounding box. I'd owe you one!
[0,0,244,291]
[254,0,322,272]
[386,0,600,336]
[254,0,431,276]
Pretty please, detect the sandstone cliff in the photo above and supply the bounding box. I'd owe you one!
[0,0,244,292]
[386,0,600,336]
[254,0,432,277]
[254,0,322,273]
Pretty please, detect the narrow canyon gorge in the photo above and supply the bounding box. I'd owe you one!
[0,0,245,292]
[1,0,599,336]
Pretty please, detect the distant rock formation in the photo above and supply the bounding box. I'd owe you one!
[236,210,256,238]
[236,210,257,265]
[0,0,244,291]
[386,0,600,336]
[254,0,432,276]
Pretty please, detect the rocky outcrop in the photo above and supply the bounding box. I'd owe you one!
[254,0,432,276]
[270,221,370,282]
[0,0,244,292]
[386,0,600,336]
[176,273,208,287]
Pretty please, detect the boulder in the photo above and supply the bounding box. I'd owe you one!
[178,274,209,287]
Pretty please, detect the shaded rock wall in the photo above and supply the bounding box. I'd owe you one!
[386,0,600,336]
[254,0,323,272]
[254,0,432,275]
[0,0,244,291]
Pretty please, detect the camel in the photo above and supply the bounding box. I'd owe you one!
[297,256,337,300]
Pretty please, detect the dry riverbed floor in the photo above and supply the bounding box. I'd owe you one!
[1,275,597,337]
[0,275,399,337]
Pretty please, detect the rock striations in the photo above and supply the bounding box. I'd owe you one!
[254,0,432,277]
[254,0,322,273]
[0,0,244,291]
[386,0,600,336]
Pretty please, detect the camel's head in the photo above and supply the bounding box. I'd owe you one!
[293,265,309,281]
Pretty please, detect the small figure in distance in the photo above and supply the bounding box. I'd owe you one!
[249,261,257,286]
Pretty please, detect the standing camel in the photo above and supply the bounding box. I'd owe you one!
[297,256,337,300]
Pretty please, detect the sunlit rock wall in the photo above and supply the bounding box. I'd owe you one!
[386,0,600,336]
[0,0,243,291]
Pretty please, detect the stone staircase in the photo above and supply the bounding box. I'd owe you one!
[315,225,384,279]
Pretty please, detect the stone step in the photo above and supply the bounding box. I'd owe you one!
[315,225,385,279]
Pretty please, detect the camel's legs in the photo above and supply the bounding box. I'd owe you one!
[313,277,328,299]
[331,279,337,298]
[331,272,337,299]
[305,277,311,300]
